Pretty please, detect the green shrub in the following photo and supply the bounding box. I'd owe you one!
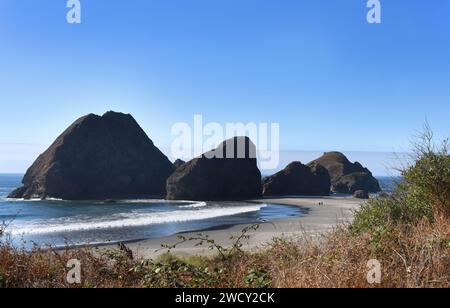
[351,125,449,233]
[351,185,433,234]
[404,151,450,217]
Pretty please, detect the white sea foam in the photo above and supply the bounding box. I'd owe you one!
[177,202,207,209]
[8,204,267,236]
[3,197,66,202]
[115,199,168,204]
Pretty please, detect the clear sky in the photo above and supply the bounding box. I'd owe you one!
[0,0,449,175]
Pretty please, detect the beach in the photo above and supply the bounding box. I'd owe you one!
[112,196,363,260]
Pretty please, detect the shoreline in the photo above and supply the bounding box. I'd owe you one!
[98,196,363,260]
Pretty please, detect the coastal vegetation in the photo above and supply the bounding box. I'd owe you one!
[0,127,449,288]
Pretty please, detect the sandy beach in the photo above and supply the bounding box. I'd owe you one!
[110,196,363,260]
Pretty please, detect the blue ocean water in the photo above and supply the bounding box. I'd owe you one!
[376,176,403,193]
[0,174,306,248]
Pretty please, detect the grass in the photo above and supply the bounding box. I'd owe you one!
[0,126,449,288]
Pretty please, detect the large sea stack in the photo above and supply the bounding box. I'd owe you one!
[8,111,175,200]
[308,152,381,194]
[166,137,262,201]
[263,162,331,196]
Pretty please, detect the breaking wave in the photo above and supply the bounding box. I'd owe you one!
[8,204,267,236]
[177,202,207,209]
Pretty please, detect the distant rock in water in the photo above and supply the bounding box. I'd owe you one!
[263,162,330,196]
[166,137,262,201]
[353,190,369,199]
[308,152,381,194]
[8,111,175,200]
[173,159,186,169]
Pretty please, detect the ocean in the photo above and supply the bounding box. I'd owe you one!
[376,176,402,193]
[0,174,306,248]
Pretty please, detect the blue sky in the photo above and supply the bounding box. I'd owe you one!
[0,0,449,175]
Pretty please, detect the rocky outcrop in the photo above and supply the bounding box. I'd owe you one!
[334,172,381,194]
[173,159,186,169]
[309,152,381,194]
[166,137,262,201]
[262,162,330,196]
[8,111,175,200]
[353,190,369,199]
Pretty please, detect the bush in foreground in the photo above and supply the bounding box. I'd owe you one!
[352,126,449,233]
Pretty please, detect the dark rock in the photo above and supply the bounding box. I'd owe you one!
[8,111,175,200]
[353,190,369,199]
[263,162,330,196]
[309,152,381,194]
[308,163,333,196]
[166,137,262,201]
[335,172,381,194]
[173,159,186,169]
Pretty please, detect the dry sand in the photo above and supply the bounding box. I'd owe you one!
[102,196,363,260]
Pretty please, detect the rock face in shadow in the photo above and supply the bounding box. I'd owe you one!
[173,159,186,169]
[308,152,381,194]
[8,111,175,200]
[262,162,331,196]
[335,172,380,194]
[166,137,262,201]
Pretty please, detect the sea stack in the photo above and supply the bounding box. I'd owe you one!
[166,137,263,201]
[263,162,331,196]
[8,111,175,200]
[308,152,381,194]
